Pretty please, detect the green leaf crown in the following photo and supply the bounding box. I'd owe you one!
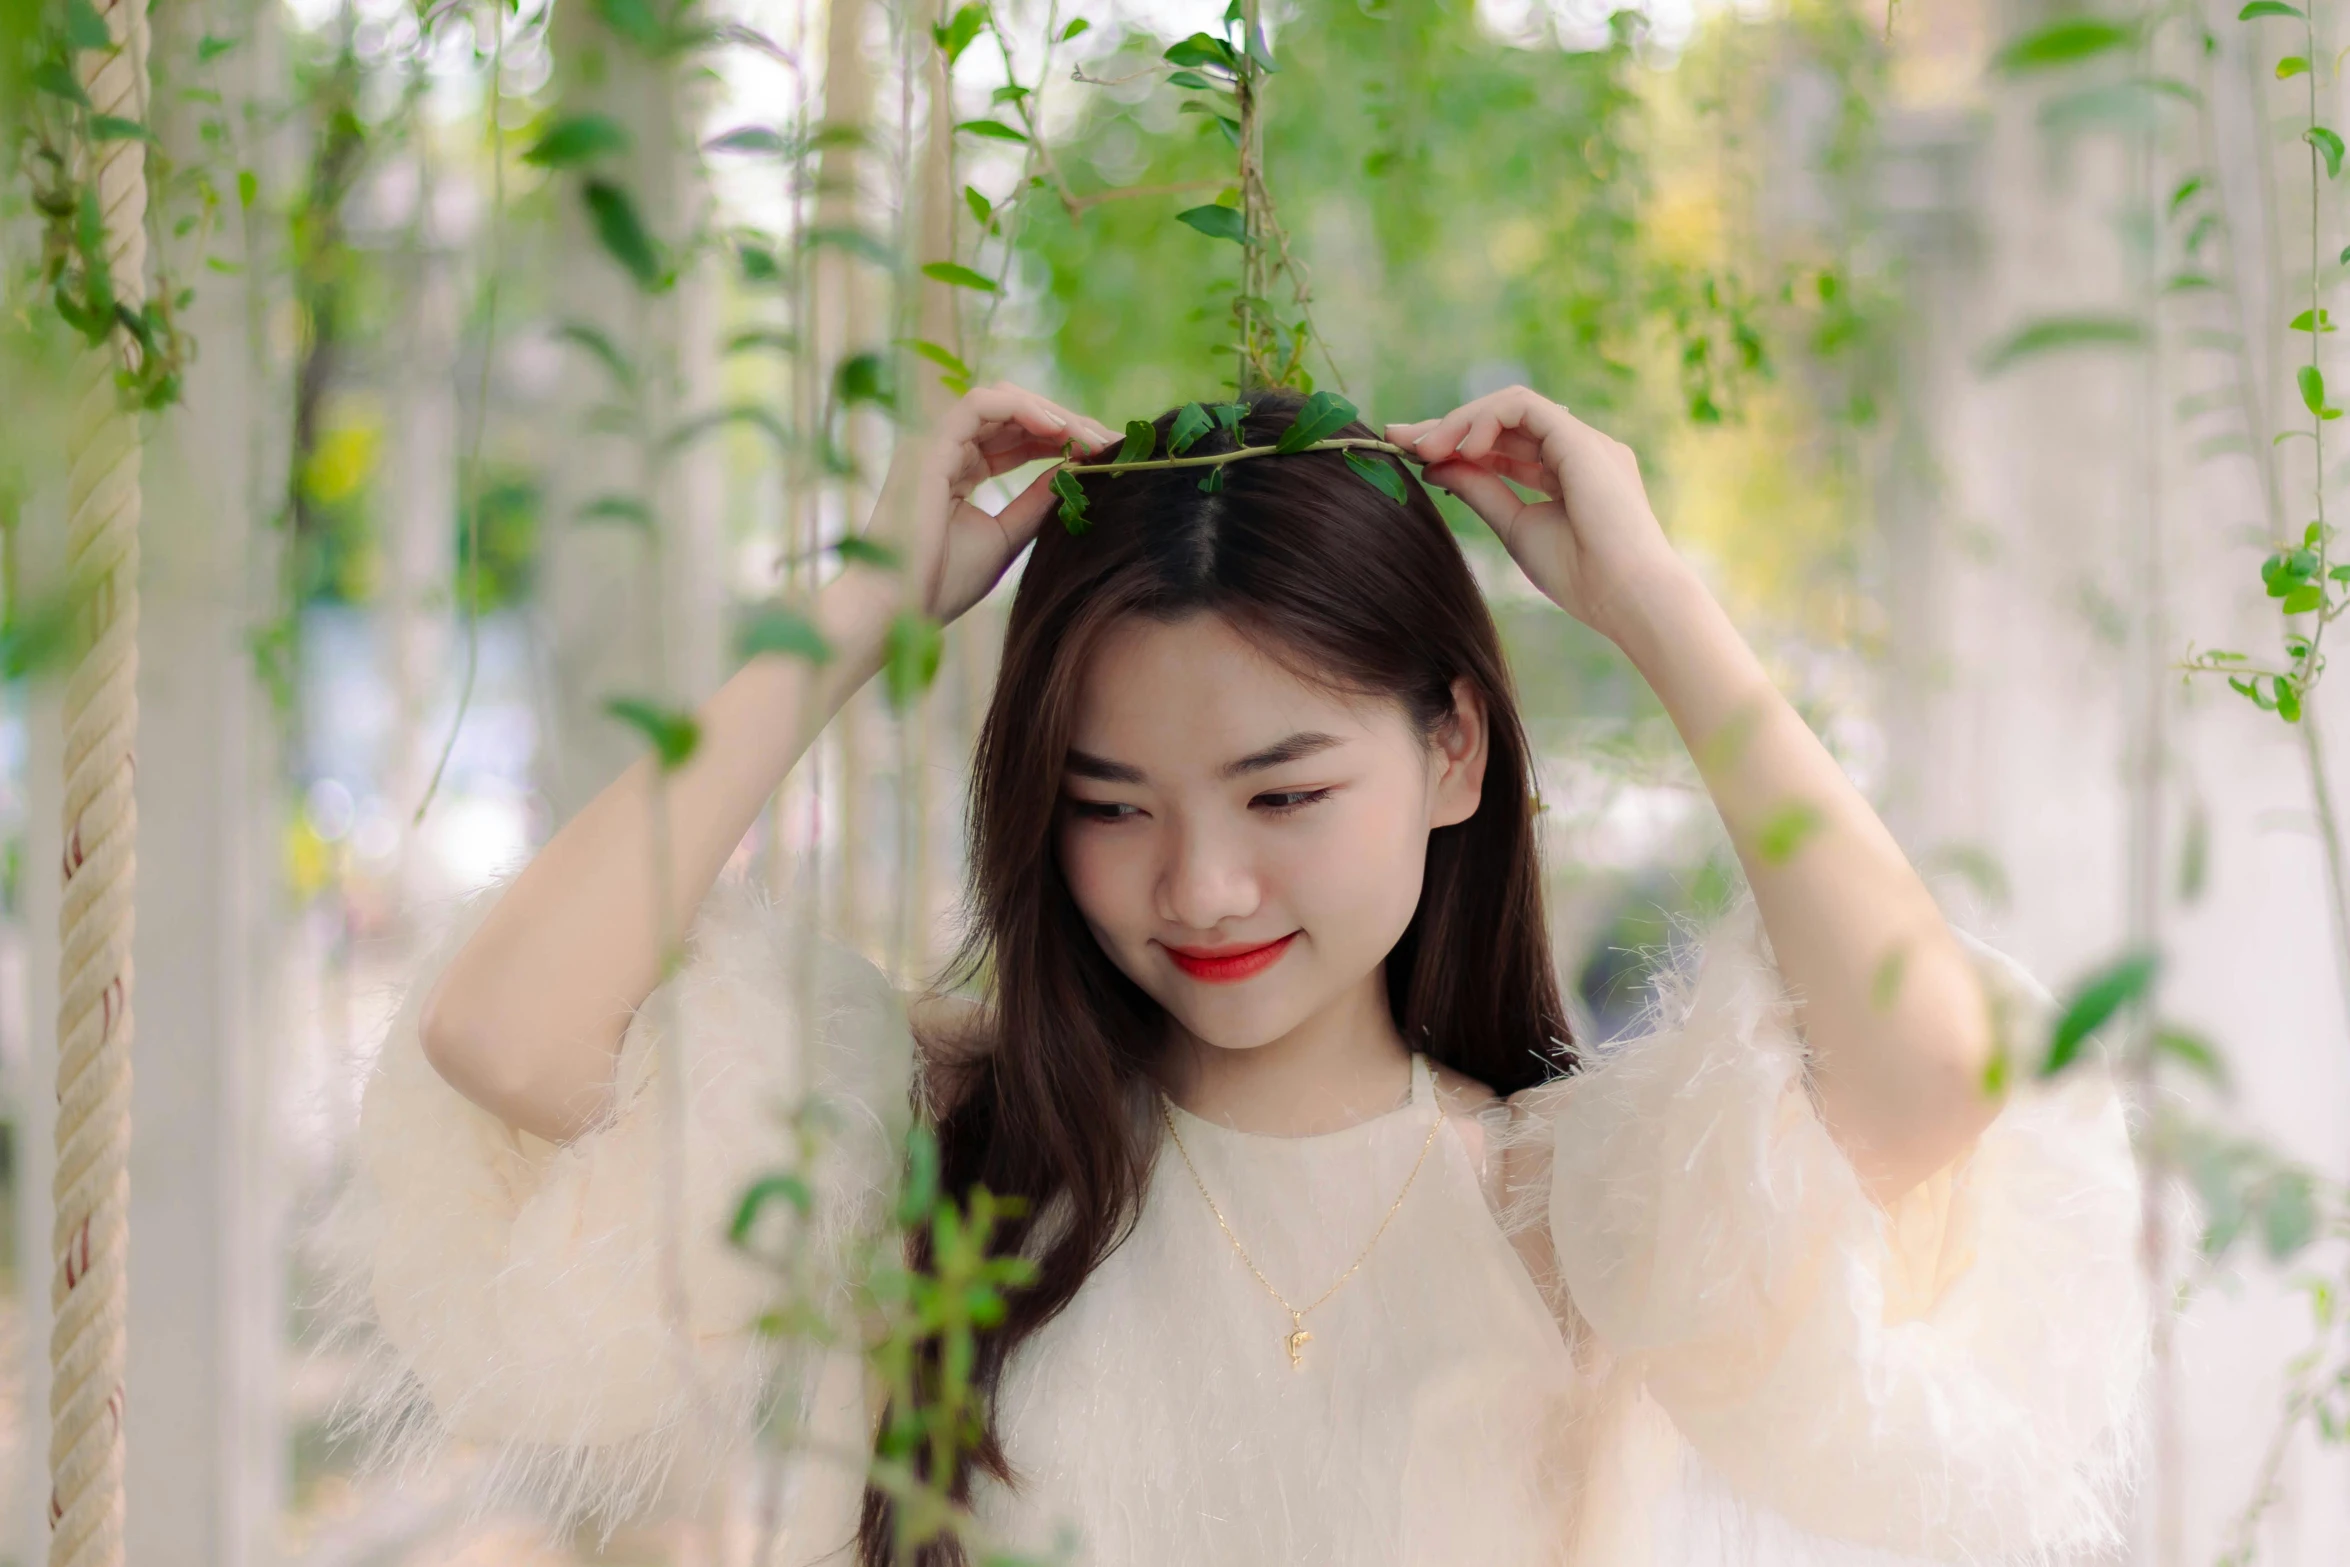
[1049,390,1419,533]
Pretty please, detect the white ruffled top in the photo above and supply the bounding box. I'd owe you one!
[328,874,2145,1566]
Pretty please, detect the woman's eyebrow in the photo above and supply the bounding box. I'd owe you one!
[1062,731,1345,786]
[1220,731,1344,778]
[1065,749,1147,784]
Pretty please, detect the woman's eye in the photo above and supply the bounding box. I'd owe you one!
[1067,799,1140,823]
[1253,787,1334,814]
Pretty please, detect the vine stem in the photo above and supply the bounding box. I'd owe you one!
[2296,16,2350,1029]
[412,0,506,824]
[1059,436,1414,476]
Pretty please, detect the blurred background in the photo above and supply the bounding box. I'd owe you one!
[0,0,2342,1560]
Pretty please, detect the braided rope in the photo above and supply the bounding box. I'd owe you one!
[50,3,147,1563]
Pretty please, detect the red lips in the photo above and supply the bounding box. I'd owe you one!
[1163,932,1299,983]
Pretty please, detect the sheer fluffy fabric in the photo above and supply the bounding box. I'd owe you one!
[1519,906,2144,1564]
[325,874,2144,1566]
[316,873,910,1538]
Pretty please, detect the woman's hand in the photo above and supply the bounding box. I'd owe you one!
[846,383,1118,640]
[1385,387,1687,644]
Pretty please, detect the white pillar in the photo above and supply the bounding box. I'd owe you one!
[117,5,288,1559]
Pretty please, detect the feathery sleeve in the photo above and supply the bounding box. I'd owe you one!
[318,870,911,1539]
[1530,903,2145,1562]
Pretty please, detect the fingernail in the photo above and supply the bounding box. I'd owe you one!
[1047,412,1069,428]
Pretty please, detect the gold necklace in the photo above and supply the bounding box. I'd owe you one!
[1158,1066,1448,1372]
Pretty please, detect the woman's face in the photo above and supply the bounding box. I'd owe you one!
[1056,611,1487,1057]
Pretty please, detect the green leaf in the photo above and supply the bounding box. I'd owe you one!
[2261,1171,2318,1259]
[737,242,782,284]
[1165,32,1239,71]
[1062,17,1090,40]
[582,179,666,290]
[963,185,993,225]
[884,612,944,711]
[956,118,1029,144]
[525,113,633,167]
[725,326,797,358]
[1210,401,1250,432]
[833,352,896,411]
[935,3,985,64]
[736,603,834,665]
[196,32,239,63]
[897,337,972,380]
[921,260,999,292]
[1992,18,2137,74]
[833,536,900,569]
[2153,1026,2229,1089]
[1116,419,1157,465]
[2290,308,2337,332]
[592,0,668,50]
[1167,401,1215,454]
[2283,584,2325,614]
[2278,676,2305,722]
[1345,449,1407,504]
[2311,126,2346,178]
[1979,315,2146,373]
[2168,174,2205,214]
[669,403,793,457]
[65,0,111,50]
[1199,463,1229,494]
[2240,0,2305,15]
[552,321,636,388]
[1052,468,1090,532]
[579,494,653,528]
[33,62,92,108]
[2280,55,2311,78]
[2041,951,2159,1076]
[1274,390,1360,453]
[729,1173,813,1245]
[1175,203,1251,244]
[1167,69,1225,90]
[804,224,896,266]
[2300,363,2327,414]
[1756,800,1824,864]
[705,124,789,155]
[237,168,259,209]
[603,696,700,770]
[1246,21,1278,73]
[87,114,150,142]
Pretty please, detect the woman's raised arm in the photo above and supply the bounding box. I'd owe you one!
[1391,388,1997,1202]
[420,386,1116,1142]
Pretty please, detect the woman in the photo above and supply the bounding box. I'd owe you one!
[340,384,2143,1565]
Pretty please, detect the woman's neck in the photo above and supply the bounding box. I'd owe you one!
[1159,969,1415,1136]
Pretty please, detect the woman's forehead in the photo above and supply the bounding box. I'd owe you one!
[1065,613,1405,773]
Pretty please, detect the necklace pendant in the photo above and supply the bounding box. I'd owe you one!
[1285,1321,1312,1371]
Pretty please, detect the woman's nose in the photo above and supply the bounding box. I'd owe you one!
[1157,816,1260,932]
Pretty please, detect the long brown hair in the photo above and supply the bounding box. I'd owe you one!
[859,389,1574,1563]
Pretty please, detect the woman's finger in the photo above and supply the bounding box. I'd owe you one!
[960,383,1118,452]
[1456,412,1506,463]
[989,462,1065,544]
[1420,458,1528,540]
[1451,450,1556,495]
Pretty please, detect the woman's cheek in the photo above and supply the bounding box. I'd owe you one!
[1288,790,1429,953]
[1057,826,1150,958]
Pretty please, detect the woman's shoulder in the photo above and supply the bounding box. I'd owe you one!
[1428,1059,1510,1208]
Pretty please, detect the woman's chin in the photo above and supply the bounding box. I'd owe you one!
[1156,987,1324,1057]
